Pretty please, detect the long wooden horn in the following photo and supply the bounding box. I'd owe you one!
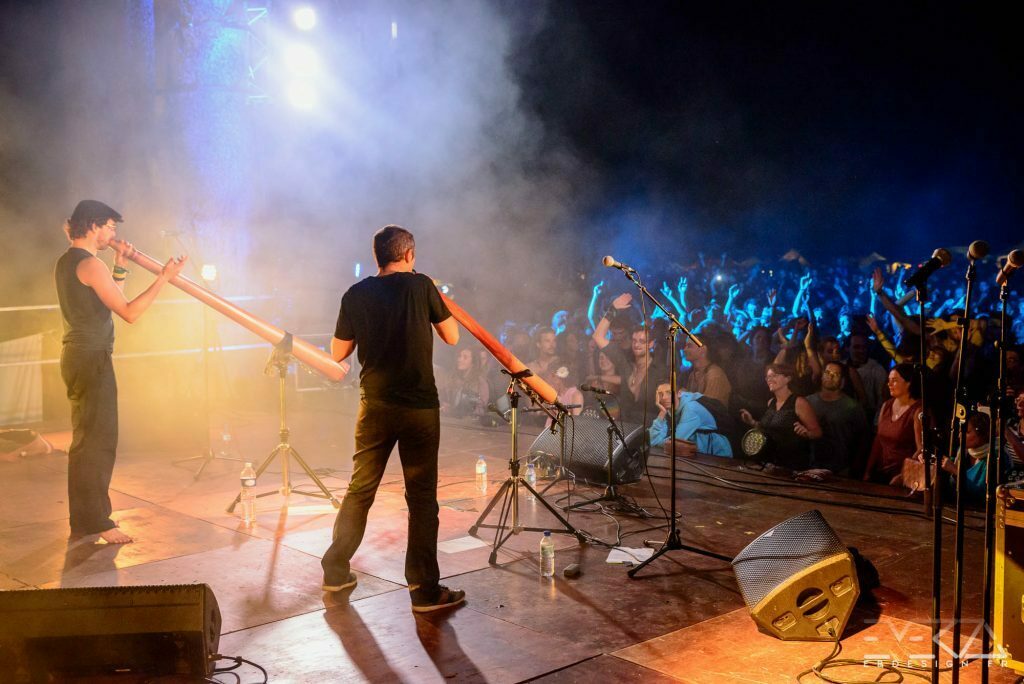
[113,241,349,383]
[439,292,557,404]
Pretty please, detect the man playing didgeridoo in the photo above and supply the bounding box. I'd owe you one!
[321,224,465,612]
[55,200,187,543]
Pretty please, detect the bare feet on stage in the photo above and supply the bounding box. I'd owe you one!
[98,527,133,544]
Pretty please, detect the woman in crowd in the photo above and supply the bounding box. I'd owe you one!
[863,363,922,484]
[740,363,822,472]
[441,347,490,419]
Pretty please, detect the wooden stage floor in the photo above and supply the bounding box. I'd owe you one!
[0,403,1017,683]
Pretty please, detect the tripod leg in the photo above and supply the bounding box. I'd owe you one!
[522,479,584,542]
[285,446,341,507]
[469,478,512,536]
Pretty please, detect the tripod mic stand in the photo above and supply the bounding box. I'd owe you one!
[565,394,640,512]
[226,334,340,514]
[469,369,584,564]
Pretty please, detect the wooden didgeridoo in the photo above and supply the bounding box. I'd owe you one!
[439,292,558,404]
[113,240,349,383]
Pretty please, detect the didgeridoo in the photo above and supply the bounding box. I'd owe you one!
[112,240,349,383]
[439,292,558,405]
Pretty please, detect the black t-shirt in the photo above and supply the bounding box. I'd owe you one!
[334,272,451,408]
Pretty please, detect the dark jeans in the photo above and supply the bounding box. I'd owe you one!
[322,399,441,590]
[60,347,118,535]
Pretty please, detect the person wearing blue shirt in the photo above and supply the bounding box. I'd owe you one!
[648,381,732,457]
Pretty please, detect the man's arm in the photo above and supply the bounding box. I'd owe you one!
[434,316,459,345]
[331,337,356,362]
[78,254,187,324]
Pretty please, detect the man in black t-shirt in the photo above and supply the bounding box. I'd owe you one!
[321,225,465,612]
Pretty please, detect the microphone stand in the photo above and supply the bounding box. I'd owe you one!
[565,393,636,511]
[948,254,980,683]
[916,280,945,684]
[469,369,584,564]
[981,276,1011,683]
[603,269,732,578]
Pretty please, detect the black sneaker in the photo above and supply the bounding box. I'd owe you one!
[410,585,466,613]
[322,571,358,592]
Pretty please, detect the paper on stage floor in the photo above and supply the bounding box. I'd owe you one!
[606,547,655,565]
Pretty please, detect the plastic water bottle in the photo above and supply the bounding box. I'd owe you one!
[525,462,537,501]
[540,531,555,577]
[240,462,257,525]
[475,456,488,494]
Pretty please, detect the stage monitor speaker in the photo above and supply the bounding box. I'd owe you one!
[994,483,1024,673]
[732,510,859,641]
[0,583,221,680]
[528,414,646,486]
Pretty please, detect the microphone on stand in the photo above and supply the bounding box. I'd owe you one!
[997,250,1024,285]
[602,255,636,273]
[968,240,990,261]
[579,383,612,395]
[905,248,952,289]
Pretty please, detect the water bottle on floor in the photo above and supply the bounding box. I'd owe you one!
[540,531,555,577]
[525,461,537,501]
[475,455,488,494]
[240,462,257,526]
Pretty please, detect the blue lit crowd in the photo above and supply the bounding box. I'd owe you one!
[438,250,1024,499]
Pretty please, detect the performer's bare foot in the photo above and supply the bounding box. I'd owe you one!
[98,528,133,544]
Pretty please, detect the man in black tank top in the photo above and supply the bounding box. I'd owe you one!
[55,200,187,544]
[321,225,466,612]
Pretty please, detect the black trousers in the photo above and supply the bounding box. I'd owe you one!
[60,347,118,535]
[322,399,441,590]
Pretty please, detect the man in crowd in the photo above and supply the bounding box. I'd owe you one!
[848,332,888,419]
[56,199,187,543]
[321,225,464,613]
[592,293,664,424]
[527,326,561,379]
[806,361,869,475]
[648,381,733,457]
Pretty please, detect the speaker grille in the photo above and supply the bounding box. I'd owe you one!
[528,415,646,485]
[731,510,847,608]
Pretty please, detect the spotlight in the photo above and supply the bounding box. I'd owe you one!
[286,81,317,110]
[391,21,398,40]
[293,6,317,31]
[354,262,361,278]
[715,274,723,282]
[201,264,218,283]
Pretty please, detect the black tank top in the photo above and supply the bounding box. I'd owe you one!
[55,247,114,350]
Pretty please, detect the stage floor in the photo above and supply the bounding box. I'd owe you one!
[0,403,1016,683]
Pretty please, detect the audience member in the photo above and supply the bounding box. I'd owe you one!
[739,363,822,472]
[863,363,922,484]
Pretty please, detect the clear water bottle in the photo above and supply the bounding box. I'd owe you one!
[240,462,257,525]
[525,462,537,501]
[540,530,555,577]
[475,455,488,494]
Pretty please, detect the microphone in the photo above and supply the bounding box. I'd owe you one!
[486,403,510,423]
[602,255,636,273]
[905,248,952,288]
[968,240,990,261]
[997,249,1024,285]
[579,383,612,395]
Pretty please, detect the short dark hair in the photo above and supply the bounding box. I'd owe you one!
[65,217,105,240]
[372,225,415,267]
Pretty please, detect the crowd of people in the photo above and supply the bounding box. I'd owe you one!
[437,250,1024,500]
